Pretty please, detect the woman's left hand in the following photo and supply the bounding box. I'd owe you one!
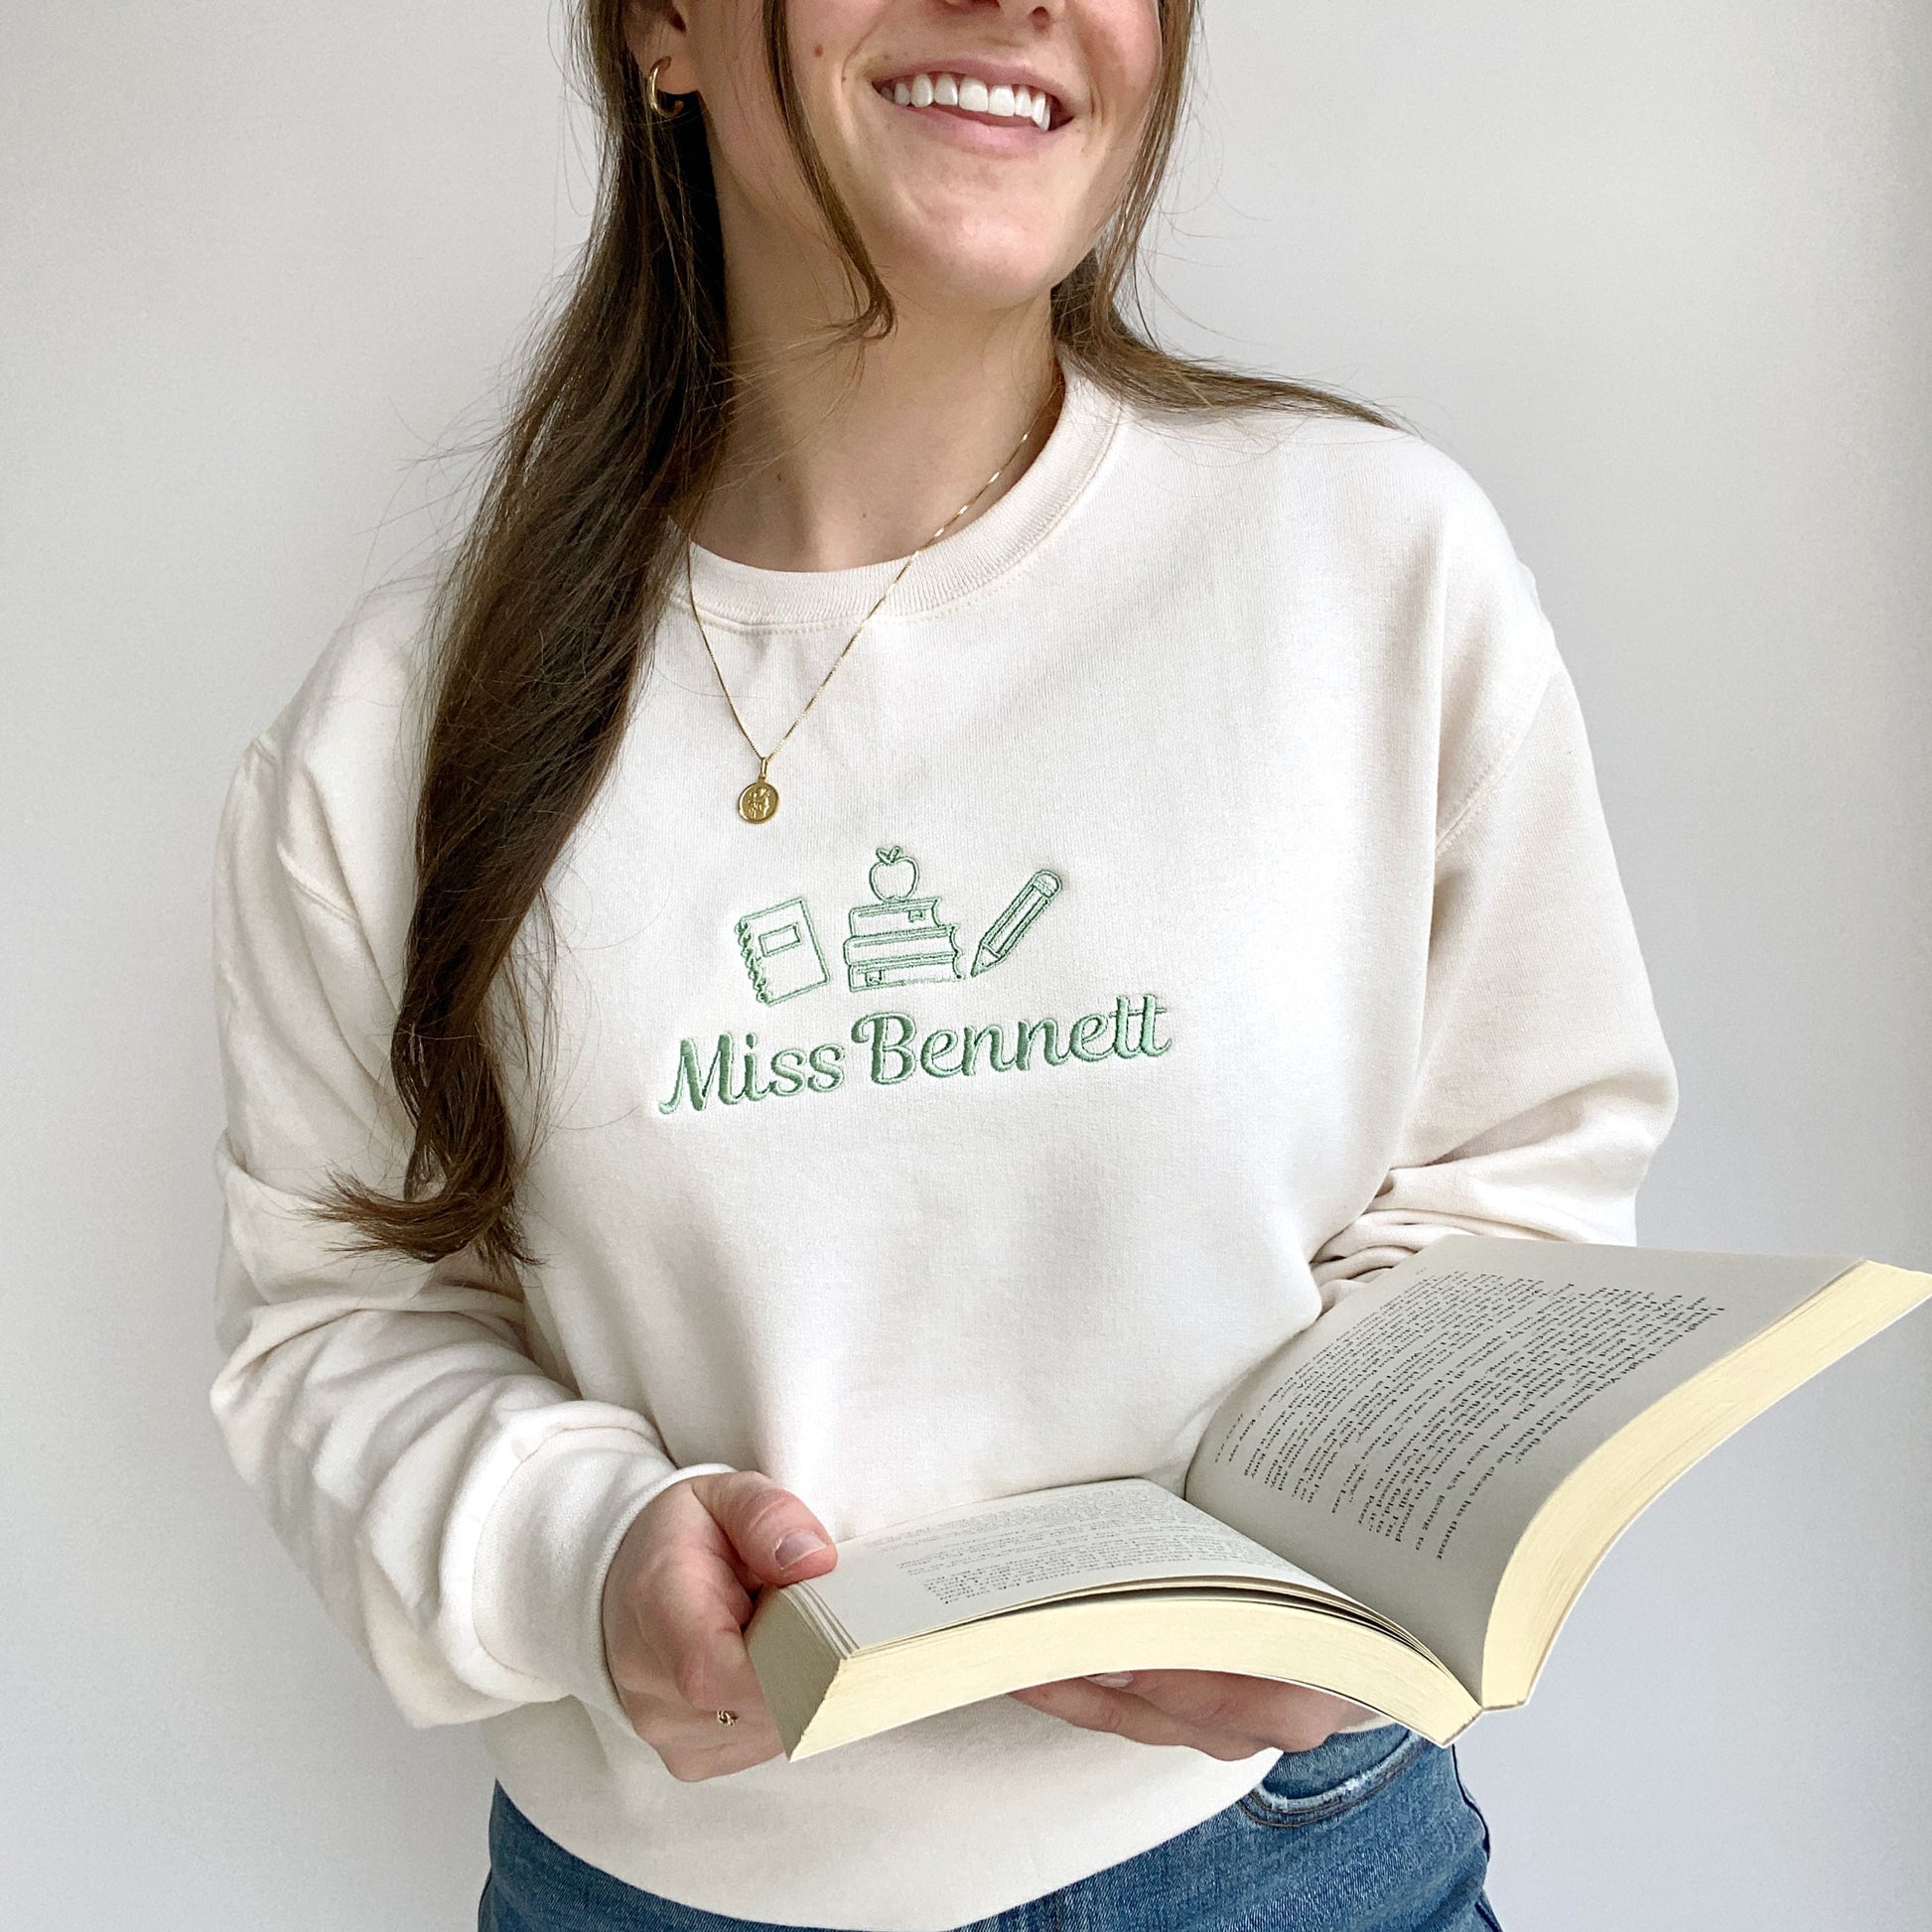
[1009,1671,1382,1760]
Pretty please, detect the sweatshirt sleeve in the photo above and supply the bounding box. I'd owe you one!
[209,736,731,1730]
[1309,544,1680,1310]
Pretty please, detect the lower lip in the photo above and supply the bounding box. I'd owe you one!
[873,89,1060,150]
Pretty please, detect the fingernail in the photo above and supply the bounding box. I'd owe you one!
[1088,1673,1135,1688]
[773,1529,829,1569]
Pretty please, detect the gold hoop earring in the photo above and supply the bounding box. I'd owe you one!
[646,56,685,120]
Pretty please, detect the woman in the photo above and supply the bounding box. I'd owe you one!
[209,1,1677,1927]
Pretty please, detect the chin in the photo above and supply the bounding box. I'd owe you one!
[879,232,1077,319]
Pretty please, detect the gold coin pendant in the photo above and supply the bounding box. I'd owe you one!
[738,776,779,824]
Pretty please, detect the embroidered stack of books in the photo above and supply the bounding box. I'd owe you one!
[843,846,960,991]
[844,897,959,990]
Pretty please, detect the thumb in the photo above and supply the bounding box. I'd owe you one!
[689,1469,838,1587]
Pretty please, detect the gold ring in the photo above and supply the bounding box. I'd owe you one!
[715,1709,739,1726]
[646,57,685,120]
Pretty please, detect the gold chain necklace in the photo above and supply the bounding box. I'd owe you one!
[686,374,1062,825]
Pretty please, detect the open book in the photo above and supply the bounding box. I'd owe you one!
[744,1236,1930,1758]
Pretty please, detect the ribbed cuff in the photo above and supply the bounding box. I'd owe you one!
[472,1428,735,1726]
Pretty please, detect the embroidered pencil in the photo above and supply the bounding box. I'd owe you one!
[971,870,1063,976]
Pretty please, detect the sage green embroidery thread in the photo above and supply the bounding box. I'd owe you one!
[844,846,960,991]
[658,1034,738,1114]
[1135,994,1173,1055]
[918,1028,963,1077]
[736,897,830,1006]
[971,869,1062,975]
[733,849,1065,1005]
[1014,1016,1068,1069]
[739,1032,771,1102]
[657,1032,848,1113]
[959,1024,1017,1075]
[1067,1013,1112,1061]
[851,1011,919,1084]
[680,834,1168,1115]
[657,995,1173,1114]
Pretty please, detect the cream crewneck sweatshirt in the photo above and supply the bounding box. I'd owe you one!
[209,359,1679,1929]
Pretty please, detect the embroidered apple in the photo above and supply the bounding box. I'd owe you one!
[869,845,919,902]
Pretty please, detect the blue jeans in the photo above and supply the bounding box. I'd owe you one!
[478,1725,1504,1931]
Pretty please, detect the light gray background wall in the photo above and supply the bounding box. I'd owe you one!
[3,3,1926,1926]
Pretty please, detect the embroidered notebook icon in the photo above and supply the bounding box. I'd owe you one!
[971,869,1063,976]
[737,898,830,1005]
[844,846,960,991]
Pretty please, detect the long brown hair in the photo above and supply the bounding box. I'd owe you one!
[325,0,1402,1269]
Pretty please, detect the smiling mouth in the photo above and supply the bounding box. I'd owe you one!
[873,71,1068,133]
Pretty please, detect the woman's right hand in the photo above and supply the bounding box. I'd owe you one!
[600,1469,838,1781]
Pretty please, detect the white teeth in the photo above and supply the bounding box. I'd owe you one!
[879,71,1058,127]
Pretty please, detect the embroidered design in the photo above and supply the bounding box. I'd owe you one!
[671,838,1170,1117]
[736,897,830,1005]
[656,996,1172,1115]
[971,869,1062,976]
[844,846,960,991]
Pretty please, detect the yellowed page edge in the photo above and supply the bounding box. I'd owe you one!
[791,1590,1480,1758]
[1482,1259,1930,1706]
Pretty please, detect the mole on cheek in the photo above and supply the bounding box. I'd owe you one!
[813,43,823,57]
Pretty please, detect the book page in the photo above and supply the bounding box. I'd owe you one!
[1185,1237,1859,1696]
[782,1476,1368,1654]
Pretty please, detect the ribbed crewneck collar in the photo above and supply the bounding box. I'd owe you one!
[681,353,1122,632]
